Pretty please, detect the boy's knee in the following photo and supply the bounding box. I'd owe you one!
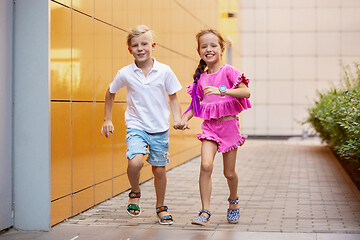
[152,166,166,177]
[128,155,144,170]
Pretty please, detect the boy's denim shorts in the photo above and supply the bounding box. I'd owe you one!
[125,128,169,167]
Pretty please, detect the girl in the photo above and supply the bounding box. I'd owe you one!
[175,29,251,225]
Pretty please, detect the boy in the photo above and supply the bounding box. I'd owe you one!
[101,25,182,225]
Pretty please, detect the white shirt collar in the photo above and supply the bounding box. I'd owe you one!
[131,57,159,72]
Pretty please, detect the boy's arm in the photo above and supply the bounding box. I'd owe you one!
[101,88,116,138]
[168,93,182,125]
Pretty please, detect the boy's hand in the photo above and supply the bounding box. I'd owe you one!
[101,120,114,137]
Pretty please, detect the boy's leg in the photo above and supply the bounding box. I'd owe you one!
[125,128,150,215]
[152,166,170,221]
[127,153,144,214]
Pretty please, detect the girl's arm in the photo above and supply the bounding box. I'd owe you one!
[178,108,193,130]
[101,88,116,137]
[203,82,251,98]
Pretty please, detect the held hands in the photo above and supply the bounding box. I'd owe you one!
[203,86,221,96]
[101,120,114,138]
[173,118,190,131]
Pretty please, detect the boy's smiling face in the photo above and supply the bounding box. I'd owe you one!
[128,31,155,65]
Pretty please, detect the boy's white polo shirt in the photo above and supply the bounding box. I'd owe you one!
[109,58,182,133]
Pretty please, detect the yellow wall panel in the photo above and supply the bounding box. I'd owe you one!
[72,0,94,16]
[53,0,71,7]
[95,0,112,24]
[112,0,127,28]
[94,103,112,183]
[127,0,152,28]
[51,196,71,226]
[50,3,71,100]
[94,21,112,101]
[73,187,94,216]
[51,102,71,201]
[94,180,113,205]
[72,102,94,192]
[72,11,94,101]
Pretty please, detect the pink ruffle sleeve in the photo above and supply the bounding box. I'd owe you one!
[229,73,252,111]
[186,83,203,101]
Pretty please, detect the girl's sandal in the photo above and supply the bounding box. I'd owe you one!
[191,209,211,226]
[156,206,174,225]
[126,191,141,217]
[227,197,240,224]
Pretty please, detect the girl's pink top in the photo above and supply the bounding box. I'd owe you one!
[187,64,251,120]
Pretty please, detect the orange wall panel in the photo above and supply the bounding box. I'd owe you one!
[94,103,112,183]
[113,174,131,196]
[72,102,94,192]
[51,102,71,201]
[72,11,94,101]
[51,196,72,226]
[94,21,112,101]
[95,180,112,205]
[73,187,94,216]
[50,4,71,100]
[112,103,128,177]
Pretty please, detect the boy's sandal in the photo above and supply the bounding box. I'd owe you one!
[156,206,174,225]
[227,197,240,224]
[191,209,211,226]
[126,191,141,217]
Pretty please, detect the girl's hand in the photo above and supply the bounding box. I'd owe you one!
[203,86,220,96]
[101,120,114,138]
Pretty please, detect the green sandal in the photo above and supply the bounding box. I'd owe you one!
[156,206,174,225]
[126,191,141,216]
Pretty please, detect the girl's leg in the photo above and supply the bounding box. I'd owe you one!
[127,154,144,213]
[222,148,239,209]
[199,140,218,215]
[152,166,172,223]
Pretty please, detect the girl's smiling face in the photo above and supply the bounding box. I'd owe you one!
[197,33,224,66]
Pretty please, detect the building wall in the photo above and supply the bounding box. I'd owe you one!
[50,0,218,226]
[240,0,360,136]
[0,0,13,231]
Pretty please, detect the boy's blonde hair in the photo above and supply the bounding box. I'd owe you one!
[127,25,153,46]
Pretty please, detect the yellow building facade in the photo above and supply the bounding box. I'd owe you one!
[50,0,223,226]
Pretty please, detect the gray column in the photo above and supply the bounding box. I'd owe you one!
[0,0,13,231]
[13,0,50,230]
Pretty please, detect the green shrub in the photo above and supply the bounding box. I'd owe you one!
[306,62,360,163]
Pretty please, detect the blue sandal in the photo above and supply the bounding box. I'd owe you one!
[156,206,174,225]
[227,197,240,223]
[191,209,211,226]
[126,191,141,216]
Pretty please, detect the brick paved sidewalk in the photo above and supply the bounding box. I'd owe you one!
[2,139,360,240]
[63,139,360,233]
